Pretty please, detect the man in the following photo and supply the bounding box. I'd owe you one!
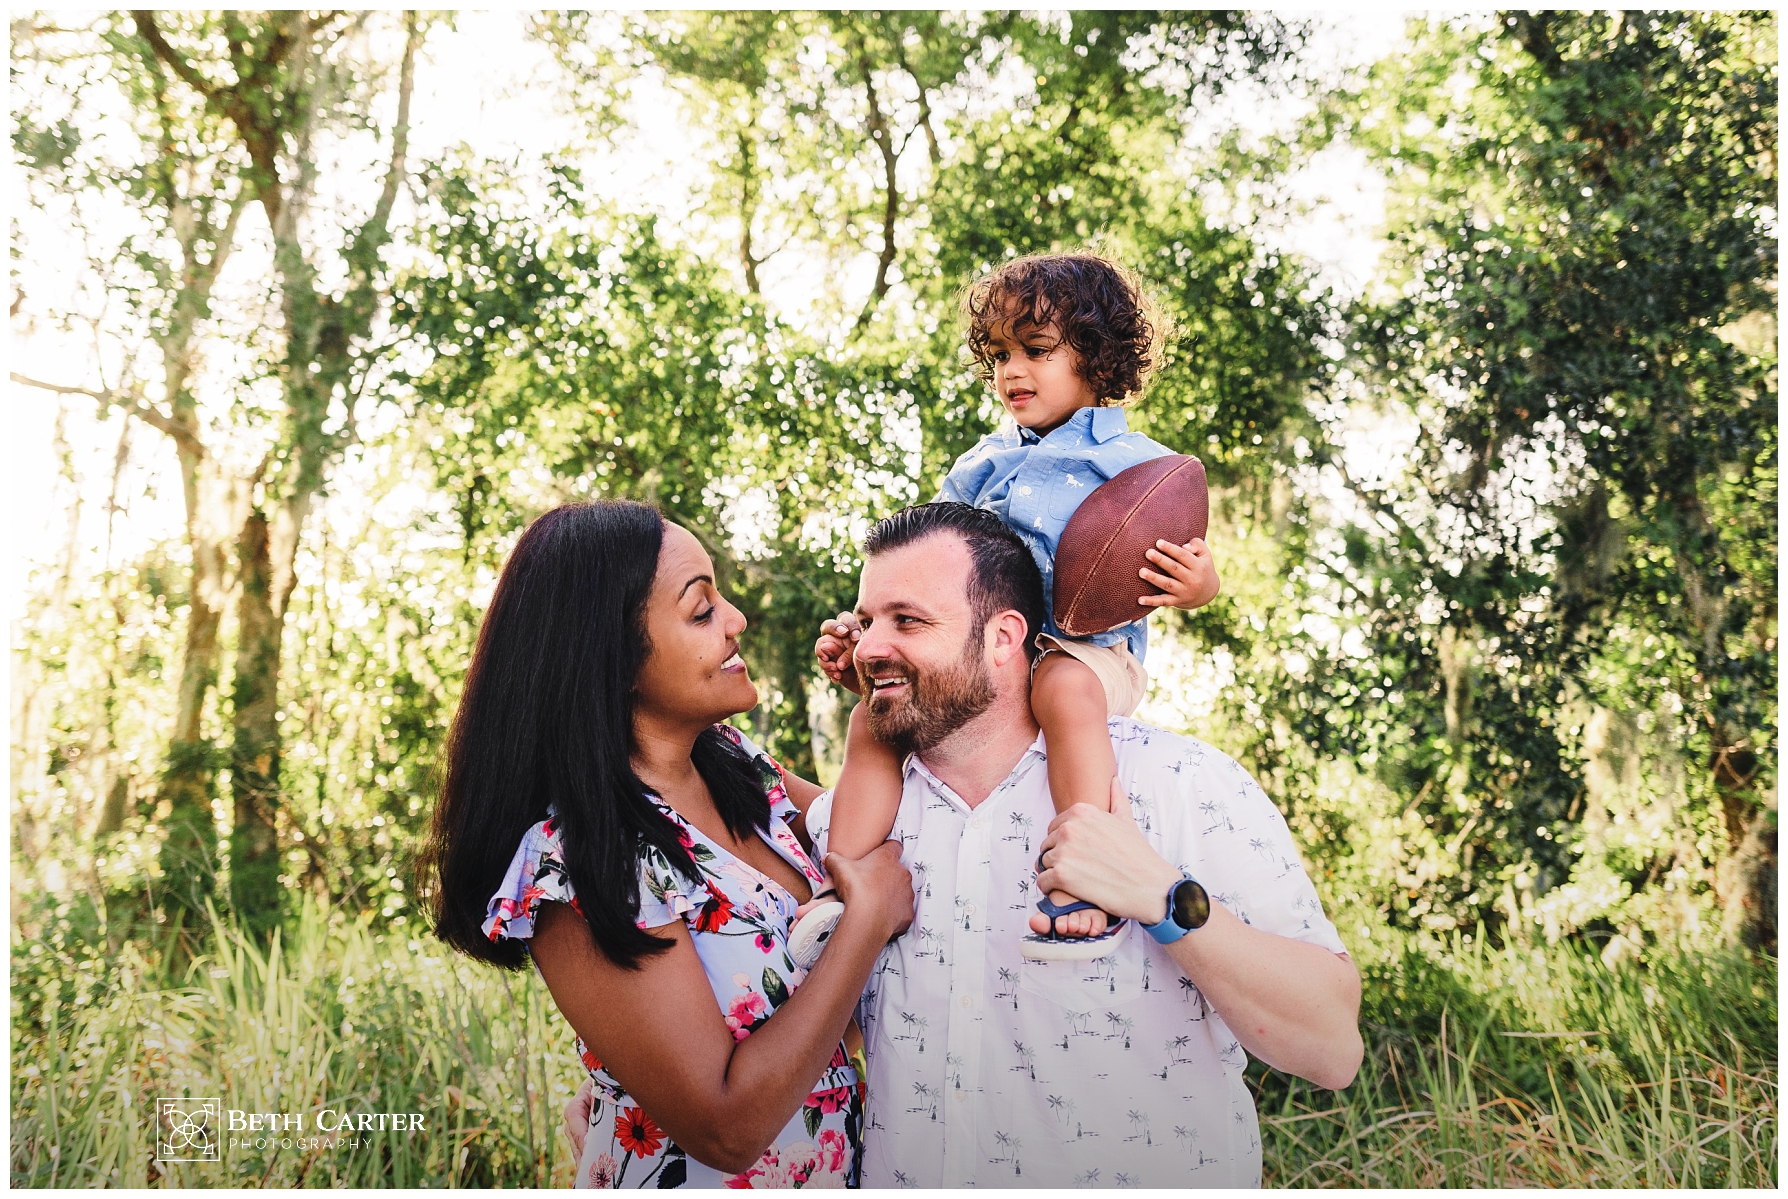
[805,502,1361,1187]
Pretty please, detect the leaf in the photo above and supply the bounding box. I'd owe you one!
[762,967,790,1008]
[656,1153,687,1188]
[803,1101,825,1140]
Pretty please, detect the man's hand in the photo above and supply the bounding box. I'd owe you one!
[814,611,863,695]
[1034,779,1182,928]
[1037,778,1363,1091]
[1137,537,1220,611]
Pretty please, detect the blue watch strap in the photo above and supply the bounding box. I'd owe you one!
[1142,874,1195,945]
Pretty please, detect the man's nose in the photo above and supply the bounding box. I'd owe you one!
[854,621,892,665]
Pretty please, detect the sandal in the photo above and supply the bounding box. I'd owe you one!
[788,888,845,970]
[1022,865,1130,962]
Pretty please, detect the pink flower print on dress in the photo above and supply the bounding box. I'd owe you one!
[768,822,824,884]
[815,1129,849,1175]
[724,988,768,1041]
[803,1085,853,1115]
[588,1151,618,1188]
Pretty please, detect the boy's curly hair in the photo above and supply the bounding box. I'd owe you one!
[961,252,1171,405]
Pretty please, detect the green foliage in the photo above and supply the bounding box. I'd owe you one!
[12,900,1773,1188]
[1269,11,1778,943]
[1255,926,1777,1186]
[11,896,582,1187]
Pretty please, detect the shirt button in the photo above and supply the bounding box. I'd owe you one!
[965,904,976,917]
[959,995,973,1010]
[1019,485,1032,495]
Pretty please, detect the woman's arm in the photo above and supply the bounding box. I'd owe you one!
[529,842,911,1174]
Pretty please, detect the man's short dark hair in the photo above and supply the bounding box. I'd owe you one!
[863,503,1047,662]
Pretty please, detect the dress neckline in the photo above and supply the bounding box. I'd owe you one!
[646,796,823,904]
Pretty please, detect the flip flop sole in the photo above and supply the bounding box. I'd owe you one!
[1020,918,1131,962]
[788,900,846,970]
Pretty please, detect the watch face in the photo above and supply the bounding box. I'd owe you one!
[1173,878,1211,930]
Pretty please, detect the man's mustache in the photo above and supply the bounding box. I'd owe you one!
[855,656,917,694]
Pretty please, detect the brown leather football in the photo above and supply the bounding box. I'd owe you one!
[1053,455,1209,637]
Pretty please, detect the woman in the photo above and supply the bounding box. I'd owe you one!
[420,501,913,1188]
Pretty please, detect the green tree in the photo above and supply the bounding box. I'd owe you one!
[13,11,426,935]
[1317,12,1776,945]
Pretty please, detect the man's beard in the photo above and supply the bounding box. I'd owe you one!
[857,633,996,757]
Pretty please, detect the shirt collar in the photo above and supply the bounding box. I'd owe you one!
[1014,405,1131,445]
[906,732,1049,811]
[1089,404,1131,442]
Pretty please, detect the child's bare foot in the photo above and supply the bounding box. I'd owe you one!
[1033,888,1109,938]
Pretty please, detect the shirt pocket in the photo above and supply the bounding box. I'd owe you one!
[1018,943,1146,1012]
[1045,462,1100,522]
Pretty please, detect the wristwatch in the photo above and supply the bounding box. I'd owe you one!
[1141,872,1210,945]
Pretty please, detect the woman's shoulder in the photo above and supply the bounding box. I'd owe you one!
[481,816,576,944]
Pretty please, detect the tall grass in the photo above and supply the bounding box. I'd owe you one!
[13,899,1777,1187]
[1255,928,1778,1187]
[11,899,585,1187]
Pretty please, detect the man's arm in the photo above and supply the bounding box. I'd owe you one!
[1036,784,1363,1090]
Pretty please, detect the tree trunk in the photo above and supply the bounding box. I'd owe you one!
[228,509,283,933]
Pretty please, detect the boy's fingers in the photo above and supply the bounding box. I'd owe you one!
[1139,566,1183,592]
[1144,548,1189,574]
[1152,539,1197,565]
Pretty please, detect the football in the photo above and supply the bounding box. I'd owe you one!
[1053,455,1209,637]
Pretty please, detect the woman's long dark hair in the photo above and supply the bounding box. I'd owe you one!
[419,501,771,970]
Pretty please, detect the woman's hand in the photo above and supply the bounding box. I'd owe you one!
[814,612,864,695]
[562,1078,595,1159]
[823,840,915,943]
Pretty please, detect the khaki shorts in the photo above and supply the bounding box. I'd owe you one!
[1035,633,1149,718]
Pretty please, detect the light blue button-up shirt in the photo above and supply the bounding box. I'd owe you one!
[935,405,1175,663]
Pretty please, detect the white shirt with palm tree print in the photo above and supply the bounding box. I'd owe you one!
[806,717,1347,1189]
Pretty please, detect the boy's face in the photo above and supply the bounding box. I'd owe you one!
[987,318,1098,436]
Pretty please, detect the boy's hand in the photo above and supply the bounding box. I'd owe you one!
[814,611,864,695]
[1138,537,1220,610]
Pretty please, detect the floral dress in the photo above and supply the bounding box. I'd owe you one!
[483,725,861,1188]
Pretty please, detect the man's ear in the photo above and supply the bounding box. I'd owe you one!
[985,609,1033,669]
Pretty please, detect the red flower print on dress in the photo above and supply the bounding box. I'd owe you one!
[614,1106,665,1158]
[691,883,735,933]
[755,931,776,953]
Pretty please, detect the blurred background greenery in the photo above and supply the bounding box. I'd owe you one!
[10,9,1776,1187]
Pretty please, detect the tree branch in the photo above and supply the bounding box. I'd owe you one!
[366,11,420,244]
[895,42,942,168]
[853,41,900,333]
[11,372,199,454]
[131,11,218,98]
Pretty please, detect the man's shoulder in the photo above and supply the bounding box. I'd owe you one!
[1107,716,1219,766]
[1106,718,1264,801]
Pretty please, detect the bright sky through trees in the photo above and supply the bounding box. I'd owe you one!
[6,11,1403,619]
